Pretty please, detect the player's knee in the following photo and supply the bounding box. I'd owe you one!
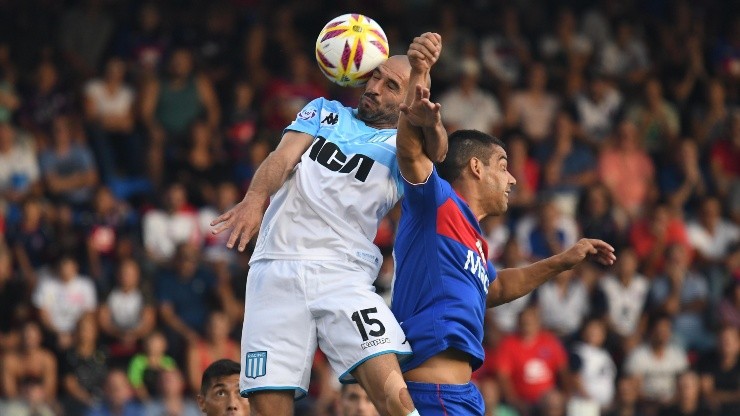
[382,370,415,414]
[398,386,414,411]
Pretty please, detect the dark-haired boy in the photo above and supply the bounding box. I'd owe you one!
[197,359,250,416]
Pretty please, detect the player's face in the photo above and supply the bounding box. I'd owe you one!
[197,374,250,416]
[482,145,516,216]
[357,56,409,128]
[340,384,380,416]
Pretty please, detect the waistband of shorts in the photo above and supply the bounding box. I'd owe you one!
[405,381,475,394]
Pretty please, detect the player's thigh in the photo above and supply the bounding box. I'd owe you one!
[240,260,317,399]
[406,382,485,416]
[310,262,411,383]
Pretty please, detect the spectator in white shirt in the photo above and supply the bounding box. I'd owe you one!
[505,63,559,143]
[688,196,740,263]
[32,254,97,349]
[439,58,503,136]
[624,314,689,409]
[600,248,649,341]
[142,182,201,264]
[83,56,140,183]
[571,72,624,147]
[599,20,650,87]
[98,258,155,365]
[0,122,40,208]
[569,317,617,409]
[536,268,589,338]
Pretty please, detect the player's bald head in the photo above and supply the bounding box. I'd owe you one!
[385,55,430,88]
[377,55,410,87]
[387,55,410,70]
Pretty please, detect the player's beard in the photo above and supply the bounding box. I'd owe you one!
[357,96,399,128]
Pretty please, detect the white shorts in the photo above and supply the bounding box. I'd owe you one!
[239,259,411,399]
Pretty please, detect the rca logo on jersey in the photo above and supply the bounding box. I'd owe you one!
[308,136,375,182]
[320,109,339,126]
[245,351,267,379]
[464,250,490,294]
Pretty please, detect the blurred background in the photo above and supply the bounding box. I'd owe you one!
[0,0,738,415]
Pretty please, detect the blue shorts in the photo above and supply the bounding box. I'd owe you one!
[406,381,484,415]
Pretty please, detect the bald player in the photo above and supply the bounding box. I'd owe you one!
[211,34,446,415]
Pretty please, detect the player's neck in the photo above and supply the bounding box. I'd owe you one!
[364,117,397,129]
[452,183,486,221]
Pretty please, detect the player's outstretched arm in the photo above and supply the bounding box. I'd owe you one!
[210,131,313,251]
[397,32,445,184]
[487,238,616,307]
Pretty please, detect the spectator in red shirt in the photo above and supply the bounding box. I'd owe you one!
[598,120,655,220]
[629,202,692,277]
[493,304,568,414]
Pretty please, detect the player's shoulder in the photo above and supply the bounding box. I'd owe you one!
[320,98,349,110]
[306,98,353,115]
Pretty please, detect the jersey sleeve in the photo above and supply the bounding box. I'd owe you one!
[401,166,452,210]
[283,97,325,137]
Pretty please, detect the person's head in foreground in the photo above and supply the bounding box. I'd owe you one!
[197,359,250,416]
[437,129,516,219]
[339,383,380,416]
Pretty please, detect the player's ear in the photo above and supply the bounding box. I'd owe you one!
[197,394,206,412]
[469,157,484,180]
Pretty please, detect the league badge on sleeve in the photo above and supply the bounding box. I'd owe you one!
[245,351,267,379]
[298,108,317,120]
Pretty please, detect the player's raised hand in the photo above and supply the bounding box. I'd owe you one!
[399,84,441,128]
[210,197,264,252]
[408,32,442,74]
[559,238,616,268]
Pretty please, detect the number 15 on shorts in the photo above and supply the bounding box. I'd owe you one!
[351,307,386,342]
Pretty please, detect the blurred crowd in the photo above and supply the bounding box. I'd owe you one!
[0,0,738,415]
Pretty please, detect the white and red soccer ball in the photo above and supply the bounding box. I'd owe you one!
[315,14,390,87]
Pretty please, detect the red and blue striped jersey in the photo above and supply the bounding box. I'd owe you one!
[391,168,496,372]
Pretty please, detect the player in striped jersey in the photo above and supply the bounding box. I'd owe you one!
[392,33,616,415]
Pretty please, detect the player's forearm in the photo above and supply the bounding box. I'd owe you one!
[397,69,428,153]
[415,69,447,162]
[396,69,435,183]
[487,254,569,307]
[421,120,447,162]
[242,150,296,204]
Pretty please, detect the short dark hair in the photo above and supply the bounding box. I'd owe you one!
[200,359,241,395]
[436,129,506,183]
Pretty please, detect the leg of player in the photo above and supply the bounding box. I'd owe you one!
[352,354,417,416]
[247,390,294,416]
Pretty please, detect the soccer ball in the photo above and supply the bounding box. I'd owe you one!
[315,14,389,87]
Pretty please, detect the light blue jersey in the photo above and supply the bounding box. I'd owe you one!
[251,98,403,274]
